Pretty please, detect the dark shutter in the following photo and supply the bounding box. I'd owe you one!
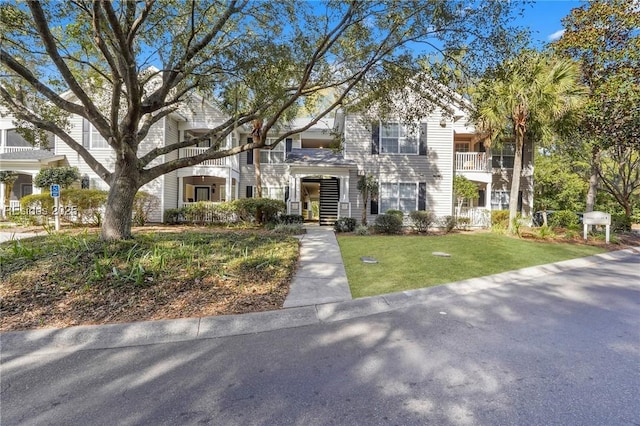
[82,118,90,148]
[284,185,290,202]
[419,123,427,156]
[371,121,380,155]
[370,198,379,215]
[285,138,293,153]
[246,137,254,164]
[478,189,486,207]
[517,191,523,213]
[245,186,253,198]
[418,182,427,210]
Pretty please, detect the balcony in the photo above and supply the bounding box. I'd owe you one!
[455,152,490,172]
[0,146,42,154]
[179,147,228,166]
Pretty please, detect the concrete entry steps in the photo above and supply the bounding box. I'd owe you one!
[283,224,352,308]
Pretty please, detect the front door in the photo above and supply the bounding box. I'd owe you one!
[195,186,210,202]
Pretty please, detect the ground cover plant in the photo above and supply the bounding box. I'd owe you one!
[338,232,609,298]
[0,228,299,331]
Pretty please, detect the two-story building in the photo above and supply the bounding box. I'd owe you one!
[0,95,534,225]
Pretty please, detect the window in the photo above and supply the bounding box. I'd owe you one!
[491,191,509,210]
[455,142,470,152]
[91,126,109,149]
[380,122,418,154]
[259,139,285,163]
[253,186,285,201]
[380,182,417,213]
[492,143,515,168]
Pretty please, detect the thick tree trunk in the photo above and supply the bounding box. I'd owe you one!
[508,135,524,233]
[101,155,141,240]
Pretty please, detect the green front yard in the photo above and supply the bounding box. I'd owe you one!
[338,232,607,298]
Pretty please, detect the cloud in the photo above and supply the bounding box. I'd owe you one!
[548,29,565,41]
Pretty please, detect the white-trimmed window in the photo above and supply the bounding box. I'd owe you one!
[251,186,286,201]
[380,182,418,213]
[259,138,285,163]
[491,191,510,210]
[455,142,470,152]
[492,143,515,168]
[380,122,418,154]
[90,126,109,149]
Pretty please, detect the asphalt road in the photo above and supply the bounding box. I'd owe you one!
[2,255,639,425]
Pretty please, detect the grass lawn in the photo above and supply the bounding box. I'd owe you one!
[0,228,299,331]
[338,232,608,298]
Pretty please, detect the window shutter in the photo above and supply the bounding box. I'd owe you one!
[245,186,253,198]
[419,123,427,156]
[284,185,290,202]
[246,138,253,164]
[82,118,90,148]
[370,198,379,215]
[418,182,427,210]
[371,122,380,155]
[478,189,486,207]
[517,191,523,213]
[285,138,293,153]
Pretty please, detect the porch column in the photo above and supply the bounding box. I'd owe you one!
[484,183,491,210]
[226,169,232,202]
[341,176,349,202]
[177,177,184,207]
[31,172,41,194]
[0,183,5,218]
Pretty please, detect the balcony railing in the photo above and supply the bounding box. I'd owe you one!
[179,147,227,166]
[1,146,38,153]
[455,152,490,172]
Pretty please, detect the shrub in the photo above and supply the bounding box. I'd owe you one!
[537,225,555,239]
[374,213,403,234]
[456,216,470,230]
[133,191,160,226]
[334,217,357,232]
[409,210,435,233]
[63,189,108,225]
[549,210,579,229]
[354,225,370,235]
[384,209,404,220]
[491,210,510,228]
[34,167,80,189]
[232,198,285,224]
[20,193,54,224]
[164,208,185,224]
[272,223,305,235]
[279,214,304,224]
[441,215,457,233]
[611,213,631,232]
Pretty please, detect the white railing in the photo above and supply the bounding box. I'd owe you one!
[458,208,491,228]
[456,152,490,172]
[179,147,227,166]
[1,146,36,153]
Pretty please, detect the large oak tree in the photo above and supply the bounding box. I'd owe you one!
[1,0,524,240]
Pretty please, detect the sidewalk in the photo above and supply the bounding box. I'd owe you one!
[283,224,352,307]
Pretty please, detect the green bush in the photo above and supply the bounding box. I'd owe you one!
[549,210,579,229]
[232,198,285,224]
[279,214,304,224]
[374,213,403,234]
[409,210,435,233]
[334,217,357,232]
[491,210,510,228]
[354,225,370,235]
[442,215,457,233]
[133,191,160,226]
[20,193,54,223]
[164,208,185,224]
[63,189,108,225]
[384,209,404,220]
[272,223,305,235]
[34,167,80,189]
[456,217,470,230]
[611,213,631,232]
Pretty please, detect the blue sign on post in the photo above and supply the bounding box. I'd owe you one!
[50,184,60,198]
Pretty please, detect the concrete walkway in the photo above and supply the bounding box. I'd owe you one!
[283,224,352,308]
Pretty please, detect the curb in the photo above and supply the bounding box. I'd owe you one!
[2,246,638,357]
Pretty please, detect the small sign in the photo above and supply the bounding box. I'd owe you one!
[50,184,60,198]
[583,211,611,226]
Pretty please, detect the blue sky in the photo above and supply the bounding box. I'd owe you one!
[517,1,584,46]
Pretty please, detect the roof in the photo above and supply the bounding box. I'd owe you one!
[285,148,356,167]
[0,149,61,162]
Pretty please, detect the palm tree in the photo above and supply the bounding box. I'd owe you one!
[473,51,586,233]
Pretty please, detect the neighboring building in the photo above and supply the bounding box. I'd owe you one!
[0,95,534,225]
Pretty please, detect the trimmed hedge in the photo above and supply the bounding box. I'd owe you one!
[374,213,403,234]
[334,217,357,232]
[409,210,435,233]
